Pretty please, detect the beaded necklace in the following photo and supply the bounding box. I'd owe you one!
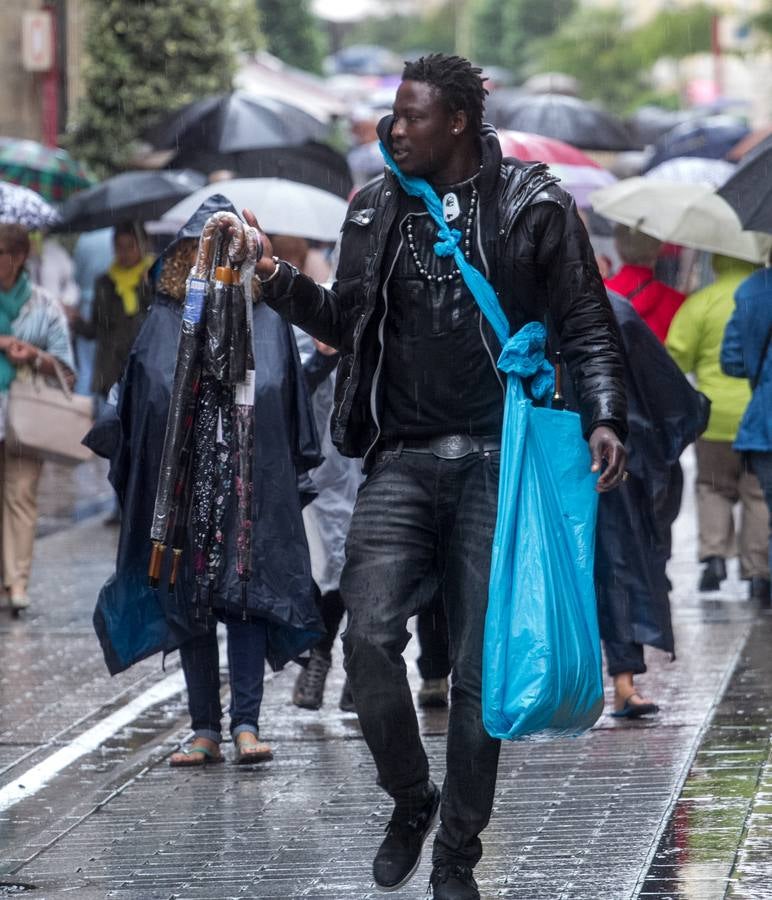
[405,187,479,284]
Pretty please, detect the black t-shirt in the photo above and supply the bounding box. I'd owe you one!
[380,178,505,441]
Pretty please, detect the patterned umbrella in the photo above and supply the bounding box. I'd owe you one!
[0,180,60,230]
[0,140,94,203]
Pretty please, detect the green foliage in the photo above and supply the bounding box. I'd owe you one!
[343,2,457,57]
[256,0,326,74]
[471,0,577,75]
[750,0,772,40]
[68,0,250,177]
[534,4,714,112]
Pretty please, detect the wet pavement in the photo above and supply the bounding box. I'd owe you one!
[1,449,771,898]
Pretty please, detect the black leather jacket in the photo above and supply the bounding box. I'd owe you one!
[262,126,627,463]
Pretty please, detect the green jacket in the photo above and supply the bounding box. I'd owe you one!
[666,256,757,442]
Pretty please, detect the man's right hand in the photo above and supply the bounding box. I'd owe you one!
[242,208,276,278]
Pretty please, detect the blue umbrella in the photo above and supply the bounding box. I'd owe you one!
[645,116,750,169]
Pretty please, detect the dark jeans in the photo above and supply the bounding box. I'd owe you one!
[314,587,346,657]
[604,639,646,677]
[179,614,268,743]
[417,588,450,681]
[749,451,772,578]
[340,449,501,867]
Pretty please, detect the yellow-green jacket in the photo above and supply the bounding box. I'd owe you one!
[666,256,757,442]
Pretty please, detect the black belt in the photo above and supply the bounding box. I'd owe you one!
[379,434,501,460]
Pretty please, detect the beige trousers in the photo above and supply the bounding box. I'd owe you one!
[1,442,43,596]
[695,438,770,578]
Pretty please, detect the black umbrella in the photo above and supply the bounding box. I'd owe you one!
[56,169,206,232]
[488,94,639,151]
[168,141,353,200]
[718,135,772,234]
[143,91,329,156]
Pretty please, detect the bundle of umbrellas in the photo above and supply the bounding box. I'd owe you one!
[148,211,262,621]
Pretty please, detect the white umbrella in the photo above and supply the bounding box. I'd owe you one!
[160,178,347,243]
[589,177,772,264]
[643,156,736,188]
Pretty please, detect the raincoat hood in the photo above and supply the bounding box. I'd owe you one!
[150,194,241,286]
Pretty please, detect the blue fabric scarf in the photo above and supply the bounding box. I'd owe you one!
[378,141,554,396]
[0,271,31,391]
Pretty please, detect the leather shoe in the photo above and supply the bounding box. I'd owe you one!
[750,576,771,605]
[430,862,480,899]
[698,556,726,591]
[372,782,440,891]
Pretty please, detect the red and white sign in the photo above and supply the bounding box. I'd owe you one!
[22,11,54,73]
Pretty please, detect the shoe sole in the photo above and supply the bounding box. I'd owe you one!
[373,795,441,893]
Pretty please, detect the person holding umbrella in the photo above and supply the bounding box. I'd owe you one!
[0,223,75,613]
[67,222,153,401]
[86,197,323,766]
[666,254,770,598]
[721,255,772,605]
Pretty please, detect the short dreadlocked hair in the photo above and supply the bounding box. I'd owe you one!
[402,54,488,134]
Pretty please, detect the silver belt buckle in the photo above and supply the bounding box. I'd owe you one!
[430,434,473,459]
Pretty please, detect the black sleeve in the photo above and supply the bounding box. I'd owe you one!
[303,348,339,395]
[515,194,628,441]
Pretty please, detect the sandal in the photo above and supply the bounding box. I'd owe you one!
[169,740,224,767]
[233,733,273,765]
[610,691,659,719]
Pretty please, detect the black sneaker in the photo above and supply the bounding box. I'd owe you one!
[292,649,331,710]
[429,862,479,900]
[373,782,441,891]
[698,556,726,591]
[750,576,771,606]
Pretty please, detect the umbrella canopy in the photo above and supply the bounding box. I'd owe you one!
[161,178,347,242]
[645,116,750,169]
[590,177,772,264]
[497,130,603,166]
[496,131,616,208]
[168,141,352,199]
[488,94,638,152]
[718,135,772,234]
[57,169,207,232]
[143,91,329,156]
[644,156,736,188]
[0,139,93,203]
[626,106,697,147]
[0,181,60,230]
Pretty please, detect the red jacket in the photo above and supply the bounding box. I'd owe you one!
[605,265,685,343]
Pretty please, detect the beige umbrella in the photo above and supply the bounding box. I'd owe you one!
[590,177,772,264]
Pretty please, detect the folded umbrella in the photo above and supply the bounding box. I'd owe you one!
[57,169,206,232]
[161,177,347,243]
[590,177,772,264]
[0,139,93,203]
[718,135,772,234]
[0,180,60,230]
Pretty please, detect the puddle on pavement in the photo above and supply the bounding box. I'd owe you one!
[640,616,772,898]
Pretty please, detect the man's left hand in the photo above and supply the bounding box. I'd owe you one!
[588,426,627,492]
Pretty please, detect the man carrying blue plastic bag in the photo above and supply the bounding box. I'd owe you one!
[246,54,626,900]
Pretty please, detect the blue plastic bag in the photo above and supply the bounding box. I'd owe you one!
[377,143,604,740]
[482,323,604,740]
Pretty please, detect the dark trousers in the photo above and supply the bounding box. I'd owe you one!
[179,614,268,742]
[749,451,772,578]
[340,449,501,867]
[417,588,451,681]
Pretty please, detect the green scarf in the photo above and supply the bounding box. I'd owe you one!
[0,271,32,391]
